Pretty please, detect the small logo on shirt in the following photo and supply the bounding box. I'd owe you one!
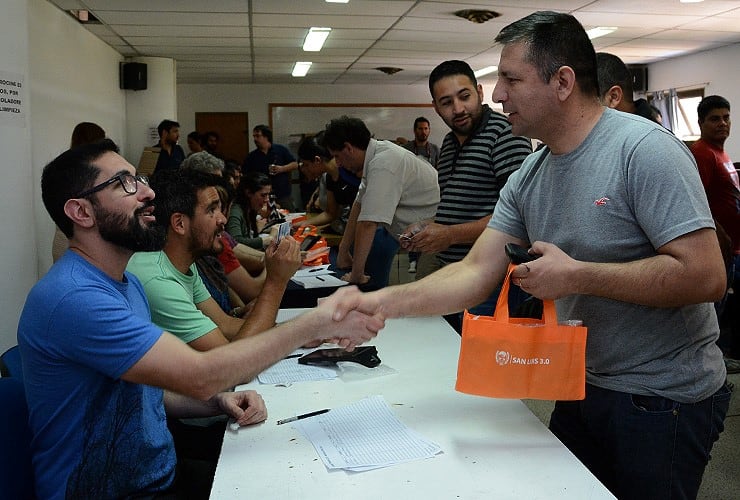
[593,197,610,206]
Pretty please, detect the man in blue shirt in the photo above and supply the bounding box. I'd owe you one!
[18,139,382,498]
[154,119,186,173]
[242,124,298,211]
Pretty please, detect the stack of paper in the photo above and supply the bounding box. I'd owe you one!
[291,265,348,289]
[294,395,442,471]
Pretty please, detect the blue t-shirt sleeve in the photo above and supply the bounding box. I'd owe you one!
[49,281,163,379]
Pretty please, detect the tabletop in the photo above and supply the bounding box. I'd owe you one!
[211,309,614,499]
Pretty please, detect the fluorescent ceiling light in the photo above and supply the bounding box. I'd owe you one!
[680,0,704,2]
[586,27,617,40]
[292,62,312,77]
[326,0,349,3]
[303,27,331,52]
[474,65,498,78]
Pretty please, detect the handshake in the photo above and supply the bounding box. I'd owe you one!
[311,286,386,351]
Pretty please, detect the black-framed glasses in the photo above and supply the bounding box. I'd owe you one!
[76,173,149,198]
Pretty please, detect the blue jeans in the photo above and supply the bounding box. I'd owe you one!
[549,382,731,500]
[329,226,399,291]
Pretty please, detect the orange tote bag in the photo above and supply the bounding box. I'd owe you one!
[456,265,587,400]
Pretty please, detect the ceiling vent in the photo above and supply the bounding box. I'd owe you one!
[375,66,403,75]
[454,9,500,24]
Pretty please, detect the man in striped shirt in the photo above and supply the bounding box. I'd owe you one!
[402,60,532,330]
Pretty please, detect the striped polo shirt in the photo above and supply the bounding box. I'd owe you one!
[435,105,532,264]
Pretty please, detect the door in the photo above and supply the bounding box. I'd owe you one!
[194,112,250,165]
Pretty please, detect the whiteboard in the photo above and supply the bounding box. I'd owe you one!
[269,103,448,155]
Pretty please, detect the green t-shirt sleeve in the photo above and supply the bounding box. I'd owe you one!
[144,275,217,344]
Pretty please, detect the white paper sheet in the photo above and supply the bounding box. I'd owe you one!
[294,395,442,471]
[257,357,337,384]
[293,264,332,278]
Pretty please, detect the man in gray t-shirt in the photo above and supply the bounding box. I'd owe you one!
[322,116,439,289]
[331,12,731,500]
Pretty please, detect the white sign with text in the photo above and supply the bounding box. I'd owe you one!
[0,70,26,127]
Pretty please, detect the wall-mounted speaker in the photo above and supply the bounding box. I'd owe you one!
[120,62,147,91]
[628,65,648,93]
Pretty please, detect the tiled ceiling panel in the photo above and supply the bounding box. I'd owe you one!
[46,0,740,84]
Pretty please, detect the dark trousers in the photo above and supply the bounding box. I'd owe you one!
[154,418,227,499]
[549,383,731,500]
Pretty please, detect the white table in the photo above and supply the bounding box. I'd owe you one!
[211,310,615,499]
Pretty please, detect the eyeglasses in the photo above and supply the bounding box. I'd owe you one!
[76,173,149,198]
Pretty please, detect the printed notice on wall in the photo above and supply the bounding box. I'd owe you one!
[0,71,26,127]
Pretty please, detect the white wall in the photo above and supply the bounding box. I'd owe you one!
[28,0,127,276]
[125,56,177,161]
[0,0,34,353]
[648,42,740,159]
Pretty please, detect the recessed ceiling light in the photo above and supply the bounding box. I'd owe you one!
[303,27,332,52]
[586,27,618,40]
[292,62,312,77]
[474,65,498,78]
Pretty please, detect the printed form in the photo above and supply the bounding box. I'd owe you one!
[257,357,337,384]
[294,395,442,471]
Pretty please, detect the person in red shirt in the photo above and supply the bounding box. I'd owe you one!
[690,95,740,372]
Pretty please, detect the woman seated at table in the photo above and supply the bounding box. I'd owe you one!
[294,132,359,235]
[227,172,274,250]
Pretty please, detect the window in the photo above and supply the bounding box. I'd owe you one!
[672,89,704,142]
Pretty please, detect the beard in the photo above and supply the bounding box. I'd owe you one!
[94,202,166,252]
[189,226,224,258]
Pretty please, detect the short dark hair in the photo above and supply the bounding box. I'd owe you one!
[70,122,106,148]
[239,171,271,197]
[149,168,223,229]
[321,116,372,151]
[413,116,430,128]
[157,120,180,137]
[595,52,634,100]
[697,95,731,123]
[428,60,477,98]
[297,131,331,161]
[187,131,202,143]
[204,130,220,141]
[253,124,272,143]
[495,11,599,98]
[42,139,120,237]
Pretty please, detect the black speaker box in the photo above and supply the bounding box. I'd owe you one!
[628,65,648,93]
[120,62,147,91]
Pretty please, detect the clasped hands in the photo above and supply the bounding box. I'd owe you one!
[399,221,452,253]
